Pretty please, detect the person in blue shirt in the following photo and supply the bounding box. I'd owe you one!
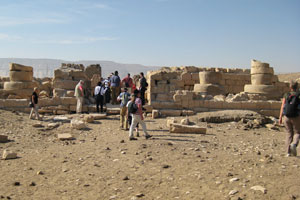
[110,71,121,105]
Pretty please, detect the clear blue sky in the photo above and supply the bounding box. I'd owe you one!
[0,0,299,73]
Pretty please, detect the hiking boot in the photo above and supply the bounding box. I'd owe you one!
[290,144,297,156]
[285,153,291,157]
[145,135,152,139]
[129,137,137,141]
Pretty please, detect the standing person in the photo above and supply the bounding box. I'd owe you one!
[104,82,111,105]
[128,90,152,141]
[29,87,41,120]
[279,81,300,157]
[139,72,148,105]
[74,80,84,114]
[122,73,133,93]
[117,88,131,130]
[94,82,106,113]
[126,94,139,137]
[110,71,121,105]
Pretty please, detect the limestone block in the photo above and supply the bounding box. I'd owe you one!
[251,74,273,85]
[259,109,280,117]
[143,105,153,113]
[182,66,199,73]
[223,101,242,109]
[106,107,120,115]
[149,72,163,81]
[162,72,179,80]
[199,71,222,85]
[251,60,273,74]
[167,117,178,127]
[85,64,101,80]
[56,110,69,115]
[70,105,88,112]
[1,99,29,108]
[0,135,8,143]
[90,113,107,120]
[9,63,33,72]
[156,94,171,101]
[184,79,194,86]
[91,74,101,88]
[160,109,182,116]
[268,101,281,110]
[53,80,78,90]
[39,98,61,107]
[2,149,17,160]
[181,72,192,81]
[84,115,94,123]
[209,100,224,109]
[56,105,70,110]
[169,123,206,134]
[255,101,271,110]
[244,84,277,96]
[182,110,195,116]
[150,101,182,109]
[191,73,200,83]
[194,84,224,96]
[66,90,75,97]
[60,97,77,105]
[9,71,33,82]
[71,119,86,130]
[152,109,160,119]
[4,81,38,90]
[240,101,257,110]
[58,134,74,140]
[53,88,67,97]
[39,90,49,98]
[54,69,70,80]
[70,70,88,81]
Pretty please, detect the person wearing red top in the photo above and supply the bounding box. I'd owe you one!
[122,73,133,93]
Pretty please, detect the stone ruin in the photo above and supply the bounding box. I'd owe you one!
[2,63,38,99]
[147,60,290,118]
[0,63,102,115]
[0,60,294,118]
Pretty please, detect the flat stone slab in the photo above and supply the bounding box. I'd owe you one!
[53,116,71,123]
[70,119,86,130]
[106,108,120,115]
[169,123,206,134]
[57,134,74,140]
[90,113,107,120]
[0,135,8,143]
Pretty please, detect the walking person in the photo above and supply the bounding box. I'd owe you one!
[117,88,131,130]
[279,80,300,157]
[29,87,41,120]
[139,72,148,105]
[126,95,139,137]
[74,80,84,114]
[94,82,106,113]
[110,71,121,105]
[128,90,152,141]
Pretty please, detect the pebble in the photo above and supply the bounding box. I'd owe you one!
[229,178,239,182]
[37,171,44,175]
[136,193,145,197]
[229,190,238,195]
[13,181,20,186]
[162,164,170,169]
[123,176,129,181]
[250,185,267,194]
[120,140,125,143]
[29,182,36,186]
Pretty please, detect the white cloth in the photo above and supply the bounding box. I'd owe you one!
[29,105,40,120]
[94,86,106,96]
[76,97,84,113]
[129,114,149,138]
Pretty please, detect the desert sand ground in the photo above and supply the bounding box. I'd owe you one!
[0,109,299,200]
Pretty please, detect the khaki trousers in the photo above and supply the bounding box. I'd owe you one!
[283,115,300,154]
[120,106,128,129]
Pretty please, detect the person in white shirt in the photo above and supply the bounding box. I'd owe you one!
[94,82,106,113]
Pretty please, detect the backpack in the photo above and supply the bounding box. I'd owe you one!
[140,77,148,88]
[121,93,129,106]
[128,102,138,114]
[283,92,300,118]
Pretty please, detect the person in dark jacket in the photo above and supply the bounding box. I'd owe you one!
[29,87,41,120]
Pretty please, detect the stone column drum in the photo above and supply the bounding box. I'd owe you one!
[193,71,224,95]
[3,63,37,98]
[244,60,277,99]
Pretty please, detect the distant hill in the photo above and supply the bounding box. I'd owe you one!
[277,72,300,82]
[0,58,162,78]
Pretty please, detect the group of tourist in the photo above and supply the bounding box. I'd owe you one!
[28,76,300,150]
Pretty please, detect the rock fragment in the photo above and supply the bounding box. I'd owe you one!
[0,135,8,143]
[2,149,17,160]
[58,134,74,141]
[71,119,86,130]
[250,185,267,194]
